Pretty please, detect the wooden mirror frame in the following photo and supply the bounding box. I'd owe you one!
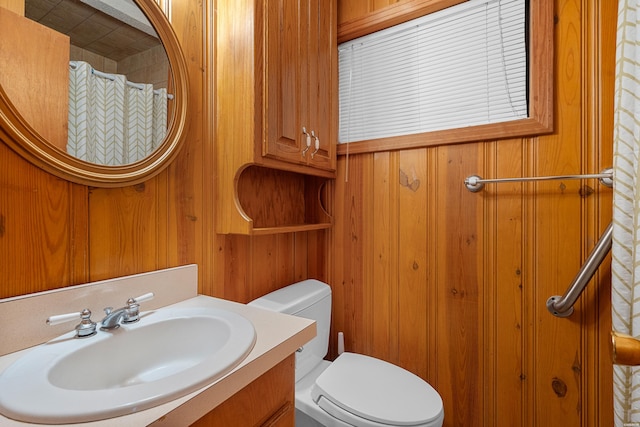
[335,0,553,155]
[0,0,189,187]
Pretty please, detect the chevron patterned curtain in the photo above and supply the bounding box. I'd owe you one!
[612,0,640,424]
[67,61,167,165]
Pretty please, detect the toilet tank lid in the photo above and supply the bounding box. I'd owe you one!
[248,279,331,315]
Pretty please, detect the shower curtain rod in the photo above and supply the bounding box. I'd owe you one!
[69,61,174,100]
[464,168,613,192]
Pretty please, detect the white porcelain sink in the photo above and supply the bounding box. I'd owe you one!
[0,306,256,424]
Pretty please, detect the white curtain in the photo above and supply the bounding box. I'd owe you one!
[67,61,168,165]
[612,0,640,424]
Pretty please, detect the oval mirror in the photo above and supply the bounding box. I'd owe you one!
[0,0,188,187]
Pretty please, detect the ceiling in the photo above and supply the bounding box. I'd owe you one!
[25,0,161,62]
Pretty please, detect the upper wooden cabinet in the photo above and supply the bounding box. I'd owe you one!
[216,0,336,235]
[264,0,335,170]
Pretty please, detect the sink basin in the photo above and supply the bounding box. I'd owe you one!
[0,306,256,424]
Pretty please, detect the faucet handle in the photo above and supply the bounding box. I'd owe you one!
[130,292,154,305]
[46,309,97,338]
[123,292,155,323]
[47,311,85,326]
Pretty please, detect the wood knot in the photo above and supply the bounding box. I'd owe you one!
[399,169,420,192]
[551,377,567,397]
[579,185,595,198]
[450,288,466,297]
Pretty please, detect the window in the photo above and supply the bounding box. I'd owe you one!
[336,0,552,155]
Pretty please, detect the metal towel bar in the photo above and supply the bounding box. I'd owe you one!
[464,168,613,192]
[546,222,613,317]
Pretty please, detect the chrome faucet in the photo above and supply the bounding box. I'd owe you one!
[100,293,154,330]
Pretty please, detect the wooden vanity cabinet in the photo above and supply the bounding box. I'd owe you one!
[190,355,295,427]
[216,0,336,235]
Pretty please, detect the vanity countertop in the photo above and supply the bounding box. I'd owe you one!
[0,265,315,426]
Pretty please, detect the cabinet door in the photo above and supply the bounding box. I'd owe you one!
[264,0,307,165]
[189,356,295,426]
[264,0,335,171]
[306,0,335,171]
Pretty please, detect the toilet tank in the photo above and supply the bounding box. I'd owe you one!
[248,279,331,382]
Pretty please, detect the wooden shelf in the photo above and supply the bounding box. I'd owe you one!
[252,222,333,236]
[217,165,333,235]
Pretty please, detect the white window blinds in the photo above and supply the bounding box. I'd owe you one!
[338,0,528,144]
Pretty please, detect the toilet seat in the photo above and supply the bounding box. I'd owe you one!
[311,353,444,427]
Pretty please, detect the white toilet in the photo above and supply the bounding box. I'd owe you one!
[248,279,444,427]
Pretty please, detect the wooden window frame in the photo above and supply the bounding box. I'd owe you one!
[335,0,553,155]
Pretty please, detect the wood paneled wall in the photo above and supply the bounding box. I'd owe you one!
[0,0,326,303]
[0,0,616,426]
[330,0,615,426]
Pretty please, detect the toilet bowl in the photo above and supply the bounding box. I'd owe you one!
[248,279,444,427]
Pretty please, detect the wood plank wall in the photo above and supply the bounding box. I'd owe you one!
[0,0,326,305]
[0,0,617,426]
[330,0,615,426]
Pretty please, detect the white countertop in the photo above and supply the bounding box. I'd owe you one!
[0,265,315,426]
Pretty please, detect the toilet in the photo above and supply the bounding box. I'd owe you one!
[248,279,444,427]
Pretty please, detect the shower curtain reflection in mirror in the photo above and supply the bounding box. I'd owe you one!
[67,61,168,165]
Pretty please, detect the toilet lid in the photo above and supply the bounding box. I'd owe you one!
[311,352,443,427]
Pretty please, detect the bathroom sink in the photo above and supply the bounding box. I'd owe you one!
[0,306,256,424]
